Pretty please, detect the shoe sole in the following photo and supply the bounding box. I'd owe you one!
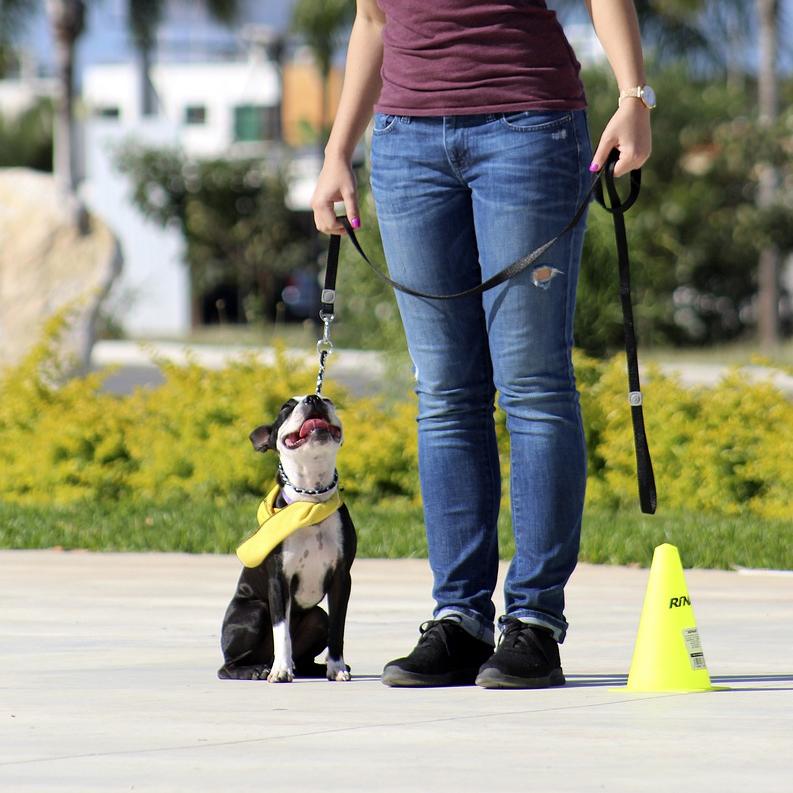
[381,665,481,688]
[475,667,566,689]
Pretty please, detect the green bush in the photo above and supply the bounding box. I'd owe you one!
[1,317,792,523]
[0,98,53,172]
[115,145,313,322]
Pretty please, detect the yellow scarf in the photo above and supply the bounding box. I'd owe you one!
[236,484,343,568]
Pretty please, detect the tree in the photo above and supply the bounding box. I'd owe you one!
[116,144,314,324]
[756,0,782,349]
[127,0,240,118]
[291,0,355,149]
[0,0,32,76]
[46,0,86,229]
[2,1,242,231]
[0,98,53,171]
[555,0,790,348]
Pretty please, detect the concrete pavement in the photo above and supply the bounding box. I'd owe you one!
[90,340,793,397]
[91,341,390,397]
[1,551,791,792]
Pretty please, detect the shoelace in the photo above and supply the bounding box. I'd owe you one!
[417,618,460,656]
[498,619,543,653]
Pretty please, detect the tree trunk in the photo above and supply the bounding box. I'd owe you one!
[319,65,330,156]
[140,44,158,117]
[756,0,780,349]
[47,0,87,230]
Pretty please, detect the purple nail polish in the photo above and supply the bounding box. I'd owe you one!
[350,217,361,229]
[589,163,600,173]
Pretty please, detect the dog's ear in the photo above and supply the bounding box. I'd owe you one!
[249,425,274,452]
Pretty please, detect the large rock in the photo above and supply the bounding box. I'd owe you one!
[0,168,122,372]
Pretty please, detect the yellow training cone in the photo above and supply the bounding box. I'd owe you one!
[615,543,725,693]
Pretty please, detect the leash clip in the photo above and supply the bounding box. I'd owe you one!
[315,311,335,395]
[317,311,335,356]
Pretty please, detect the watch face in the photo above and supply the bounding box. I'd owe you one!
[641,85,657,109]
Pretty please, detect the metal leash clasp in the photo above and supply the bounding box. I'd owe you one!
[315,310,335,395]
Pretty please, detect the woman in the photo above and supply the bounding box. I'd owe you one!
[311,0,652,689]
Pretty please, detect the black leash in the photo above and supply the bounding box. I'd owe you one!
[594,152,657,514]
[318,148,657,514]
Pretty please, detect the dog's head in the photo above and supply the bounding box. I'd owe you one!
[249,394,343,460]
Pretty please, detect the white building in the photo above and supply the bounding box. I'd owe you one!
[80,46,284,336]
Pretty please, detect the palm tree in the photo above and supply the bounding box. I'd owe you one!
[128,0,240,117]
[3,0,241,229]
[127,0,165,117]
[45,0,241,228]
[755,0,781,349]
[46,0,86,228]
[291,0,355,149]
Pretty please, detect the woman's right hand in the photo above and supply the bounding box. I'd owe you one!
[310,154,361,236]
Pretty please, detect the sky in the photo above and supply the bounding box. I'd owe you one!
[17,0,793,76]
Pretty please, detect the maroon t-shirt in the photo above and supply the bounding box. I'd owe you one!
[374,0,586,115]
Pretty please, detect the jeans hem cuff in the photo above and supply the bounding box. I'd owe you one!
[502,611,567,644]
[435,608,495,645]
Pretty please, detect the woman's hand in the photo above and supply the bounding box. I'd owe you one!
[311,154,361,236]
[590,99,652,178]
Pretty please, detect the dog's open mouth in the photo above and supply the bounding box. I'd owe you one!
[283,418,342,449]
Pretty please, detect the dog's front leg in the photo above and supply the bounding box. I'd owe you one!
[326,566,352,681]
[267,573,294,683]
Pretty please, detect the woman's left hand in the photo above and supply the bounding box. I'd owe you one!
[590,99,652,178]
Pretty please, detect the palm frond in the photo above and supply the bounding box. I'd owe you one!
[204,0,240,26]
[128,0,165,51]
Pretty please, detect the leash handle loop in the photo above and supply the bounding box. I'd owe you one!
[594,148,642,214]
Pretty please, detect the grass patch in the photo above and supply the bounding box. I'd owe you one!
[1,498,790,570]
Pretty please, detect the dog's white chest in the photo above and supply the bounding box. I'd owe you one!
[281,513,343,609]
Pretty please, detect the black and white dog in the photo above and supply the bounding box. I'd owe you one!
[218,394,356,682]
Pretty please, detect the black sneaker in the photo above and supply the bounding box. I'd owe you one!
[382,618,495,687]
[475,617,565,689]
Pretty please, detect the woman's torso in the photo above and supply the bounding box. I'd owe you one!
[374,0,586,116]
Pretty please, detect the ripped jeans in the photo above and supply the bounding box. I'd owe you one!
[369,109,592,644]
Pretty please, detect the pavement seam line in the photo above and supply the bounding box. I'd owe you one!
[0,691,700,768]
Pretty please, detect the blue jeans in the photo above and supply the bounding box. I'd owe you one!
[369,110,592,644]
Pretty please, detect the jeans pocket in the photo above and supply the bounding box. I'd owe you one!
[499,110,573,132]
[372,112,399,135]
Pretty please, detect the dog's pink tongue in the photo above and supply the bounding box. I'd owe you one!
[299,418,330,438]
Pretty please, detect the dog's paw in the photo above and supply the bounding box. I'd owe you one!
[326,658,351,682]
[218,664,270,681]
[267,664,294,683]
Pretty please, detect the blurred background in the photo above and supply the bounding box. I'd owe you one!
[0,0,791,366]
[1,1,792,560]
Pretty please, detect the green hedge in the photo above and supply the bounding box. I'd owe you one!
[1,314,792,523]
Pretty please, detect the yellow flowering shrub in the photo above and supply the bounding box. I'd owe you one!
[1,318,791,521]
[581,356,793,519]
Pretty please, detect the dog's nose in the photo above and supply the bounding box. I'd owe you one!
[304,394,322,407]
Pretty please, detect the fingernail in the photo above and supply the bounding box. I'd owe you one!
[350,217,361,229]
[589,162,600,173]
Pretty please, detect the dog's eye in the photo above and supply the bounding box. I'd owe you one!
[322,398,334,405]
[280,399,297,411]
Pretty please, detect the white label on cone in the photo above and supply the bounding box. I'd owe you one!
[682,627,707,670]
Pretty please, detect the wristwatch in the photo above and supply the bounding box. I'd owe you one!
[619,85,657,110]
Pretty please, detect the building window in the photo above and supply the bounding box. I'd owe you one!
[233,105,280,142]
[95,106,120,120]
[184,105,207,125]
